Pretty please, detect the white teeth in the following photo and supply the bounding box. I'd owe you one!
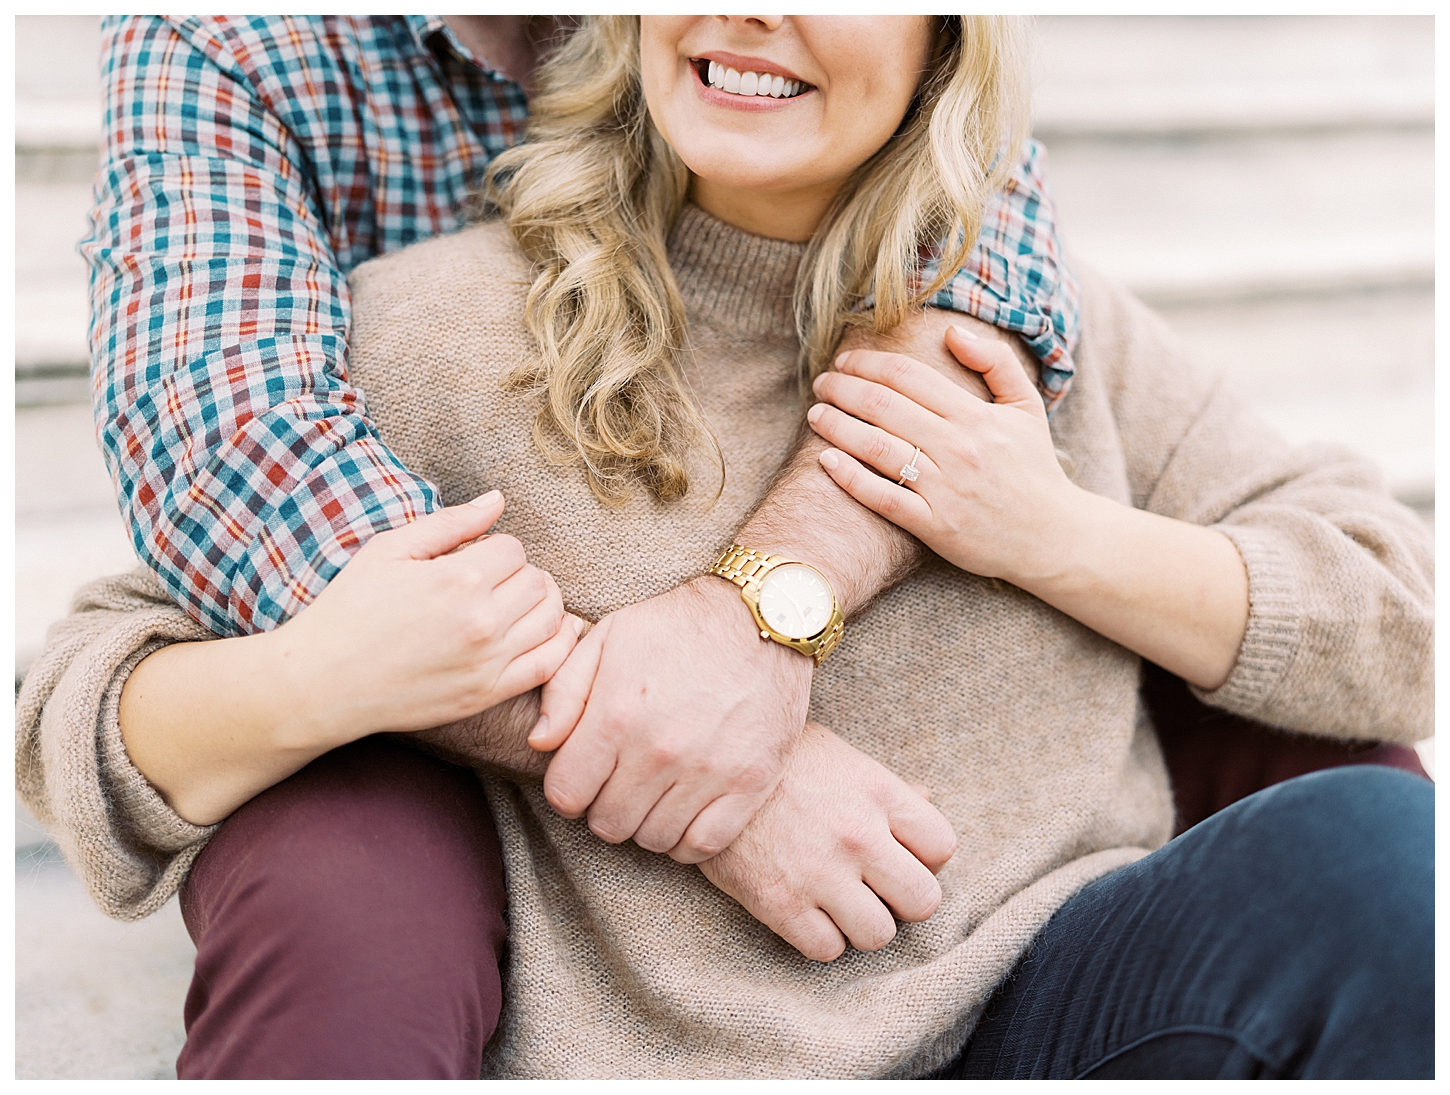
[705,63,807,99]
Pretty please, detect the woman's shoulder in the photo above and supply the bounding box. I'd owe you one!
[346,218,536,390]
[348,219,532,307]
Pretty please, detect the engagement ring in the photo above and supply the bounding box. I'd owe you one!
[897,447,922,486]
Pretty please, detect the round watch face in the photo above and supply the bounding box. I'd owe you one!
[757,563,834,640]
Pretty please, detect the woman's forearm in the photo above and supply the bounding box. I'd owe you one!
[119,633,349,827]
[1021,488,1250,692]
[809,331,1250,692]
[120,635,553,827]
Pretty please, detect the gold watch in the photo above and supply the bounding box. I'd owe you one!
[706,544,845,666]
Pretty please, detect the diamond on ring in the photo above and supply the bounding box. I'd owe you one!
[897,446,922,486]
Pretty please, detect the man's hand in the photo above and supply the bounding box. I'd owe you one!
[531,576,812,861]
[699,722,957,962]
[530,311,1028,866]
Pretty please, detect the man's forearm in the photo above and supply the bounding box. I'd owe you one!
[734,309,1029,615]
[398,690,550,781]
[735,425,919,615]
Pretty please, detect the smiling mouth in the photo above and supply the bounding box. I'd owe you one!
[694,58,812,100]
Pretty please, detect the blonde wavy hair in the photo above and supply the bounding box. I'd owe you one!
[484,15,1031,503]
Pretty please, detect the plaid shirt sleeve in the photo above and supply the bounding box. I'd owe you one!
[925,139,1080,411]
[83,16,439,637]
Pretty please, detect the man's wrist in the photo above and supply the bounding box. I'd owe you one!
[687,574,818,680]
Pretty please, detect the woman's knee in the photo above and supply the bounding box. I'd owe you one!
[1179,765,1432,965]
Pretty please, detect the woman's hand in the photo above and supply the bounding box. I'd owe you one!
[807,326,1078,587]
[121,490,583,826]
[807,327,1250,691]
[270,490,584,748]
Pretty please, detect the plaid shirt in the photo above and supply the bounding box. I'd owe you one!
[84,15,1080,638]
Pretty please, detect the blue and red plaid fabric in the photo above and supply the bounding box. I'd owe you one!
[83,15,1081,638]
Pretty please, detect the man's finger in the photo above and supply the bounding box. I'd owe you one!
[819,881,899,954]
[861,842,943,923]
[532,616,608,752]
[667,791,767,864]
[887,794,958,874]
[541,725,620,819]
[582,758,679,845]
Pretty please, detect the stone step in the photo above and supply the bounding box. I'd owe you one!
[16,403,141,675]
[16,853,192,1079]
[1032,15,1432,138]
[1042,128,1433,304]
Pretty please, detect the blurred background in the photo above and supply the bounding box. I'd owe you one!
[13,14,1435,1079]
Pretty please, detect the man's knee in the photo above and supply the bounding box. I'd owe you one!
[184,736,507,952]
[178,739,509,1078]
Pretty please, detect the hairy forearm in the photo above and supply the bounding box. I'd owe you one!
[735,424,918,615]
[737,309,1029,614]
[399,689,549,781]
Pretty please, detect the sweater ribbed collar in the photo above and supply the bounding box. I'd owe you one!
[667,204,806,342]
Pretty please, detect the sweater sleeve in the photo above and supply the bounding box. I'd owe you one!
[1074,265,1432,746]
[16,570,220,921]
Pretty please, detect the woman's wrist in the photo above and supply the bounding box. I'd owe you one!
[997,481,1107,600]
[256,625,372,753]
[1002,486,1250,690]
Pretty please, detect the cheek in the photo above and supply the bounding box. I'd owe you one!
[638,29,686,146]
[815,20,933,165]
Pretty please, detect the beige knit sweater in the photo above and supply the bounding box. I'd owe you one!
[16,207,1433,1078]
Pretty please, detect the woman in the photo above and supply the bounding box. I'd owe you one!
[18,15,1430,1079]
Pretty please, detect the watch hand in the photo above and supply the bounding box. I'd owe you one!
[778,587,808,632]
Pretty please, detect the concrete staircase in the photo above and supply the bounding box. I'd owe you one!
[12,14,1435,1079]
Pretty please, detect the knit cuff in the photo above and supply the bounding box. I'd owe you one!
[1190,523,1302,718]
[97,640,217,855]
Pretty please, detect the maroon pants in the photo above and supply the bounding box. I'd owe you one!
[176,736,508,1079]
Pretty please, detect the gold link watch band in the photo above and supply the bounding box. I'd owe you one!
[706,544,845,667]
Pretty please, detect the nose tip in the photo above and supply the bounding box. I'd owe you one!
[725,14,786,32]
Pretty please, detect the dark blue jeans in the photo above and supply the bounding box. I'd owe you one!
[932,766,1433,1079]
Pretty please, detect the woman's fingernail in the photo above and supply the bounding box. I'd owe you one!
[807,403,824,423]
[572,615,585,634]
[834,352,849,369]
[950,324,979,341]
[528,715,549,743]
[469,489,503,508]
[819,450,840,470]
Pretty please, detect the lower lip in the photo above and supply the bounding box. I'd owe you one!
[692,62,810,112]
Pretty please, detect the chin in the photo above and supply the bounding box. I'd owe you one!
[677,145,815,196]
